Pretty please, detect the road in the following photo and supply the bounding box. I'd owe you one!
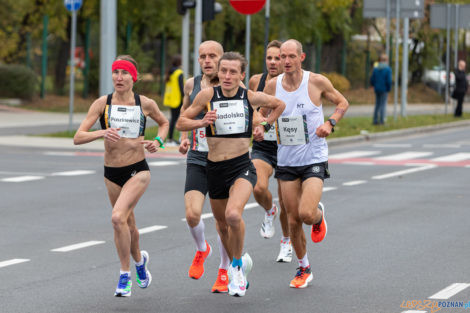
[1,126,469,313]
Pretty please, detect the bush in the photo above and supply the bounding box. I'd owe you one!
[0,64,38,100]
[321,72,351,92]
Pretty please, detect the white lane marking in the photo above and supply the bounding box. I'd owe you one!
[423,144,461,148]
[375,151,433,161]
[372,164,436,180]
[373,144,413,148]
[0,259,30,268]
[343,180,367,186]
[323,187,337,192]
[466,165,470,168]
[1,176,45,182]
[148,161,180,166]
[51,241,105,252]
[44,151,76,156]
[244,202,260,209]
[401,311,427,313]
[428,283,470,300]
[431,153,470,162]
[51,170,96,176]
[329,151,380,159]
[139,225,167,234]
[342,161,374,166]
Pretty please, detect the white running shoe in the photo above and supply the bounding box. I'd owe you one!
[228,265,247,297]
[242,252,253,289]
[260,204,278,238]
[276,240,293,263]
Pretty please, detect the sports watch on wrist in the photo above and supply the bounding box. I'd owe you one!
[327,118,336,133]
[260,121,272,132]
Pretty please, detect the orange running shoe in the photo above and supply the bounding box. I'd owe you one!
[311,202,327,243]
[211,268,229,293]
[188,241,212,279]
[289,266,313,288]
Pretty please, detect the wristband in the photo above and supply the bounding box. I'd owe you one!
[154,136,165,149]
[260,121,271,132]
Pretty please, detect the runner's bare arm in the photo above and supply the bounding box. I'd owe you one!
[142,96,169,141]
[74,96,109,145]
[176,87,215,131]
[178,78,195,153]
[315,74,349,122]
[248,74,262,91]
[247,90,285,125]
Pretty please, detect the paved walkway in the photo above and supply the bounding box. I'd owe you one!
[0,103,469,151]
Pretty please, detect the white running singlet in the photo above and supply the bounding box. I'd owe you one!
[275,70,328,167]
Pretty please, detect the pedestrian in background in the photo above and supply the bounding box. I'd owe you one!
[452,60,468,117]
[163,55,184,145]
[370,53,392,125]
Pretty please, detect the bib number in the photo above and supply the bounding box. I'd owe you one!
[210,100,247,135]
[193,127,208,152]
[277,115,309,145]
[109,105,142,138]
[263,122,277,141]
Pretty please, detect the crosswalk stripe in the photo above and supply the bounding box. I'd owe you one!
[372,164,436,180]
[1,176,45,182]
[139,225,167,234]
[329,151,380,159]
[51,241,105,252]
[428,283,470,300]
[0,259,30,268]
[375,151,433,161]
[431,153,470,162]
[51,170,96,176]
[373,144,413,148]
[343,180,367,186]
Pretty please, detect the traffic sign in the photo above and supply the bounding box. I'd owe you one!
[430,4,470,29]
[64,0,82,12]
[229,0,266,15]
[363,0,424,19]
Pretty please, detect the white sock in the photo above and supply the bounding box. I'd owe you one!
[188,220,206,251]
[267,204,276,216]
[135,256,144,266]
[298,253,310,268]
[217,234,231,270]
[120,270,131,276]
[281,236,290,243]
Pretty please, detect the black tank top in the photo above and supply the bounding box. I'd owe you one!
[205,86,253,139]
[252,73,277,153]
[187,75,208,166]
[100,93,146,137]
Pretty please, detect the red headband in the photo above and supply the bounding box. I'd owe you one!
[112,60,138,82]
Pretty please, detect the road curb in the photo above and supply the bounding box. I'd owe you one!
[327,119,470,147]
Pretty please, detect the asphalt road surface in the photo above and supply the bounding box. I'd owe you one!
[1,126,469,313]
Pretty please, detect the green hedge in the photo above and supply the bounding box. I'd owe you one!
[0,64,38,100]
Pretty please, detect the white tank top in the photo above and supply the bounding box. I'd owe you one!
[275,70,328,167]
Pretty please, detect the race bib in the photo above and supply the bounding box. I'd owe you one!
[277,115,309,145]
[210,100,247,135]
[263,122,277,141]
[193,127,208,152]
[109,105,142,138]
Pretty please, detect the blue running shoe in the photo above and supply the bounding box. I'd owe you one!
[135,250,152,288]
[114,273,132,297]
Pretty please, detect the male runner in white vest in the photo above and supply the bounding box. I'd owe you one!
[264,39,349,289]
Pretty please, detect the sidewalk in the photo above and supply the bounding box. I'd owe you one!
[0,103,469,151]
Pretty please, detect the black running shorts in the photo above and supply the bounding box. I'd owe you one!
[275,162,330,182]
[184,163,208,195]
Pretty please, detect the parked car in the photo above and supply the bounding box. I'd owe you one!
[422,66,455,95]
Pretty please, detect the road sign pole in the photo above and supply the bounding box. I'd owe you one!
[245,15,251,86]
[263,0,270,73]
[68,9,77,131]
[454,4,459,70]
[182,10,190,79]
[401,17,409,117]
[385,0,390,58]
[393,0,400,121]
[445,4,450,114]
[193,0,202,76]
[100,0,116,96]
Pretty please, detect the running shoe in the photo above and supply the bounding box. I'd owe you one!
[188,241,212,279]
[228,265,247,297]
[242,252,253,289]
[211,268,229,293]
[289,266,313,289]
[260,204,278,238]
[114,273,132,297]
[311,202,327,243]
[135,250,152,288]
[276,240,293,263]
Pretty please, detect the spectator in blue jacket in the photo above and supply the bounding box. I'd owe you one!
[370,54,392,125]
